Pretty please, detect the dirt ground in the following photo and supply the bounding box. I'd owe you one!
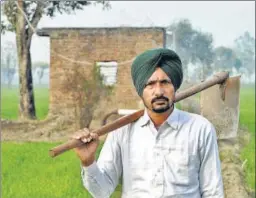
[1,116,255,198]
[218,128,255,198]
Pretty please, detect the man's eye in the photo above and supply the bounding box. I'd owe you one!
[161,80,171,85]
[145,82,154,87]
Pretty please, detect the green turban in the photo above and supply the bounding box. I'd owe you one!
[131,48,183,96]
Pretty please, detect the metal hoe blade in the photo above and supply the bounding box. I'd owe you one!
[200,76,241,139]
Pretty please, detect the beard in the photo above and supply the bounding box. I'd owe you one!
[152,96,171,113]
[143,96,173,114]
[152,104,170,113]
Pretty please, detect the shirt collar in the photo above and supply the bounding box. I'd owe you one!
[166,107,180,130]
[138,109,151,127]
[138,106,180,130]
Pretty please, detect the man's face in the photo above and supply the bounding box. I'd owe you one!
[142,67,175,114]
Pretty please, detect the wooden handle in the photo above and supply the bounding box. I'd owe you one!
[49,109,144,157]
[49,139,84,157]
[175,71,229,102]
[49,71,229,157]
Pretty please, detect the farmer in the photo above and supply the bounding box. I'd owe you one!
[72,48,224,198]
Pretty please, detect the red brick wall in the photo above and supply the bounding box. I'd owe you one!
[41,27,165,128]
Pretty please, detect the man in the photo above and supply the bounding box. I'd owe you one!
[73,48,224,198]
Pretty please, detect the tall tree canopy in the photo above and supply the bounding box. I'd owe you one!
[213,46,242,71]
[166,19,214,81]
[1,0,110,120]
[234,31,255,74]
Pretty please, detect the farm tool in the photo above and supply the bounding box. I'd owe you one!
[49,71,241,157]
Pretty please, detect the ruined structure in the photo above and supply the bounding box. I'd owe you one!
[37,27,165,128]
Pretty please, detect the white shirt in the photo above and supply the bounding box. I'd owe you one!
[81,107,224,198]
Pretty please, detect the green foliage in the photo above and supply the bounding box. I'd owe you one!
[1,1,109,33]
[213,46,241,71]
[191,31,214,66]
[234,31,255,74]
[1,141,121,198]
[234,58,242,71]
[239,85,255,190]
[167,19,195,66]
[0,19,11,33]
[1,0,110,120]
[59,63,114,128]
[1,86,255,192]
[79,64,113,128]
[83,65,106,98]
[83,64,113,99]
[44,1,91,17]
[239,85,255,133]
[167,19,214,79]
[1,87,49,120]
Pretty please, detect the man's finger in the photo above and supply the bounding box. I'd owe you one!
[72,130,90,140]
[81,137,89,143]
[90,133,99,141]
[82,137,92,143]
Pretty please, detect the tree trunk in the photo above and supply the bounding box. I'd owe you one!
[16,0,36,120]
[183,62,189,83]
[18,49,36,120]
[201,63,210,80]
[201,64,204,81]
[6,54,11,88]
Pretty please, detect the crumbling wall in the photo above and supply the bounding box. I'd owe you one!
[39,27,165,129]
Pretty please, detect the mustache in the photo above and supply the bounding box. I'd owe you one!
[151,96,169,104]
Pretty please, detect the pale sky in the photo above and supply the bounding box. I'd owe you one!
[1,1,255,63]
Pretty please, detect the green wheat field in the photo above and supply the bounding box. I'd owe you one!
[1,85,255,198]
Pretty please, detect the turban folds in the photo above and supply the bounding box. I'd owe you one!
[131,48,183,96]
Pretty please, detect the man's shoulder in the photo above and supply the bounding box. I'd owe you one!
[177,109,216,140]
[177,108,213,127]
[110,122,134,143]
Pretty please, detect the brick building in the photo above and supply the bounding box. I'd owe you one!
[37,27,166,128]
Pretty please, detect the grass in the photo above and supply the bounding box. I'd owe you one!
[239,85,255,133]
[239,84,255,190]
[1,142,121,198]
[1,84,255,196]
[1,86,49,120]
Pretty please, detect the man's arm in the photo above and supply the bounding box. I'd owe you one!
[199,122,224,198]
[81,130,122,198]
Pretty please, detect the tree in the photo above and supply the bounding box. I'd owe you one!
[166,19,214,81]
[1,0,110,120]
[213,46,241,71]
[167,19,195,81]
[191,30,214,79]
[1,41,18,88]
[234,58,242,71]
[234,31,255,74]
[32,61,49,85]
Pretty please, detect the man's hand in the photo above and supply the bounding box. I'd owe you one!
[71,128,100,167]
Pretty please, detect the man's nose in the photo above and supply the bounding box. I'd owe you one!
[154,84,164,97]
